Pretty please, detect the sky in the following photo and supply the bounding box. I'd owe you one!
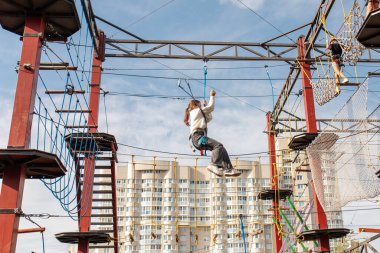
[0,0,379,252]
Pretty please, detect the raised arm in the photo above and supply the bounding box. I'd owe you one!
[202,90,216,114]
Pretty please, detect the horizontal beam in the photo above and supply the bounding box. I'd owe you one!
[18,227,45,234]
[104,53,380,62]
[106,39,325,47]
[55,109,92,113]
[277,118,380,123]
[359,228,380,233]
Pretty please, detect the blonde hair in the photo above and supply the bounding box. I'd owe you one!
[184,100,201,125]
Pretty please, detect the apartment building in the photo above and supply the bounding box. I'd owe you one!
[111,159,274,253]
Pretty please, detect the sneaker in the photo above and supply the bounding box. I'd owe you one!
[224,168,242,177]
[342,78,349,84]
[207,165,224,177]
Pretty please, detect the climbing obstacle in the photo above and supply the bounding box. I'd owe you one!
[55,231,111,244]
[337,0,366,64]
[0,149,66,179]
[0,0,80,40]
[357,9,380,48]
[56,133,119,251]
[257,189,293,201]
[288,133,319,151]
[307,79,380,212]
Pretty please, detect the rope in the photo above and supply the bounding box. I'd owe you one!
[203,60,207,106]
[264,65,275,109]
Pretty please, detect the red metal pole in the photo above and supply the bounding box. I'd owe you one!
[77,50,103,253]
[266,112,282,252]
[0,16,45,253]
[298,36,330,252]
[366,0,379,16]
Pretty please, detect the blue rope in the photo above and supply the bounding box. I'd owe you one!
[36,97,41,150]
[203,61,208,156]
[239,214,247,253]
[203,61,207,103]
[44,109,47,151]
[264,65,275,109]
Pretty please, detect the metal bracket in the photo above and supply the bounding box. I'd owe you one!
[0,208,22,215]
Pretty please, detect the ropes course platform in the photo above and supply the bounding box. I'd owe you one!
[257,189,293,200]
[297,228,351,241]
[0,149,66,179]
[288,133,319,150]
[65,132,118,153]
[356,9,380,48]
[55,231,111,244]
[338,82,361,86]
[0,0,80,40]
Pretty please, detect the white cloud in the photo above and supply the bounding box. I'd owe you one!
[219,0,265,11]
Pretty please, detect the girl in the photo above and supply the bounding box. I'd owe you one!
[327,37,349,96]
[184,89,241,177]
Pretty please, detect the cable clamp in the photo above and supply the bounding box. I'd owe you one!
[0,208,22,215]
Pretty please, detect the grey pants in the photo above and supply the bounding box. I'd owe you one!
[191,131,233,170]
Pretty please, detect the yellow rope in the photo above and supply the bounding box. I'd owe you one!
[152,156,156,236]
[340,0,347,20]
[173,157,179,242]
[234,157,239,232]
[354,63,359,83]
[132,155,135,231]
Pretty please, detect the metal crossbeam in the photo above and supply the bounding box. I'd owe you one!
[105,39,380,62]
[276,118,380,133]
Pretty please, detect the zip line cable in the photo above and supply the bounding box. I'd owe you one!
[20,206,380,219]
[99,71,370,81]
[109,0,178,38]
[235,0,297,44]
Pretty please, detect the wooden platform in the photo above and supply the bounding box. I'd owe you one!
[288,133,319,150]
[297,228,350,241]
[0,149,66,179]
[257,189,293,200]
[0,0,80,40]
[356,9,380,48]
[65,132,118,153]
[338,82,360,86]
[55,231,111,244]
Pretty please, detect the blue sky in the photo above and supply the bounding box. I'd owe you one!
[0,0,379,251]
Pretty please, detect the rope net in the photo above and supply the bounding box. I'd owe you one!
[336,0,365,65]
[307,79,380,212]
[311,74,336,106]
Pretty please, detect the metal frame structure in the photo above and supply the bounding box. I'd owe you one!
[104,38,380,63]
[79,0,380,252]
[0,16,45,253]
[1,0,378,252]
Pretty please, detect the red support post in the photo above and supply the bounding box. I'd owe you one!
[0,16,45,253]
[266,112,282,252]
[366,0,379,17]
[77,45,103,253]
[298,36,330,252]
